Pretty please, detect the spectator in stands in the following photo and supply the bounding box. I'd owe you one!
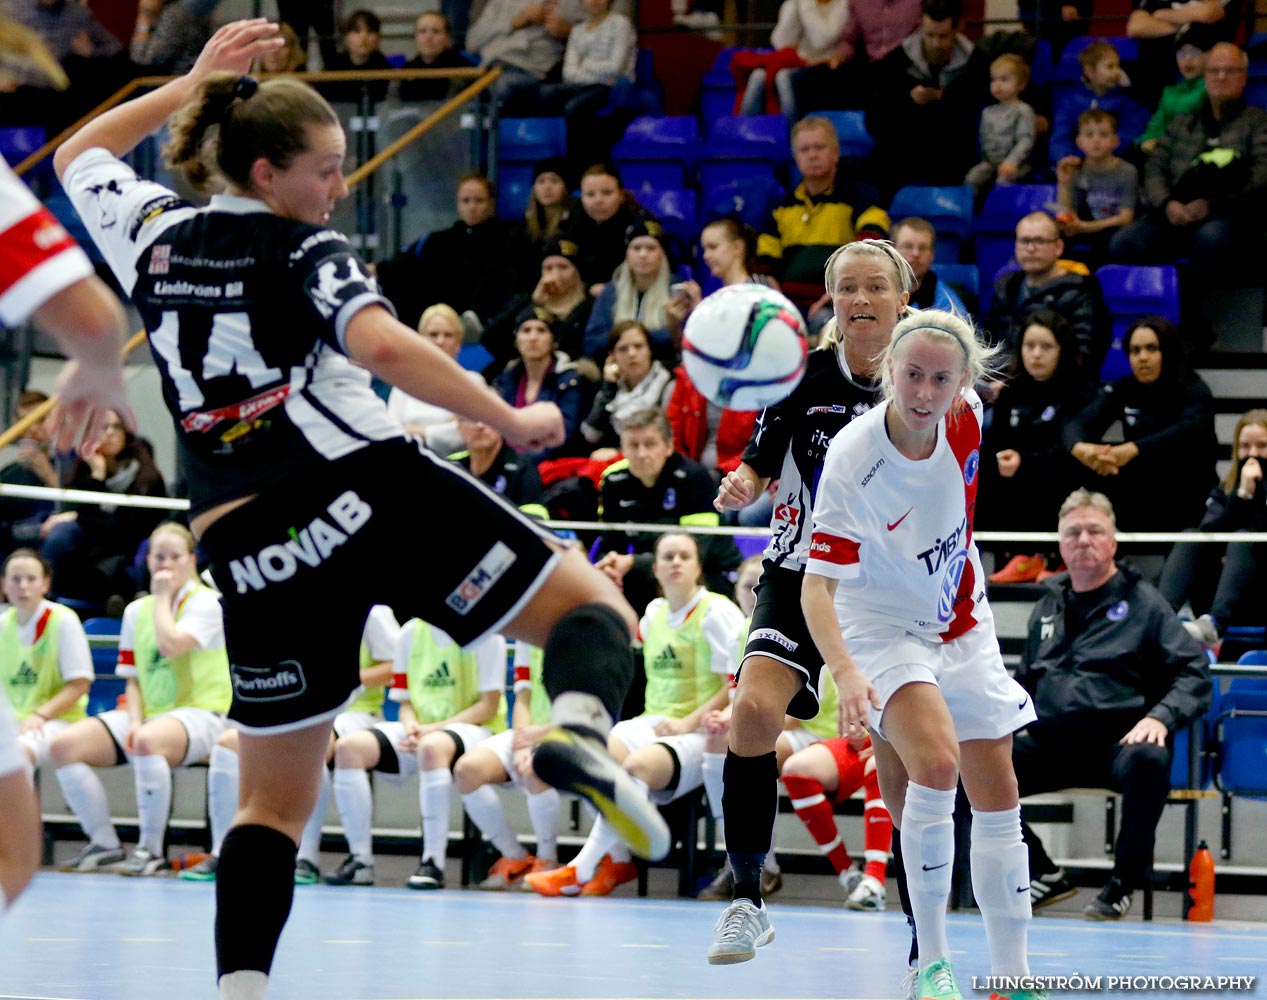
[1109,43,1267,285]
[515,159,578,284]
[892,217,969,315]
[485,236,593,368]
[1159,408,1267,649]
[1017,0,1090,58]
[1017,489,1212,921]
[790,0,922,114]
[385,304,485,456]
[981,309,1096,581]
[1065,316,1218,533]
[492,308,595,464]
[595,409,742,614]
[1137,27,1213,155]
[466,0,584,108]
[319,9,392,107]
[376,173,517,331]
[451,415,549,516]
[1127,0,1241,107]
[454,638,564,889]
[985,211,1111,380]
[581,320,676,458]
[129,0,217,76]
[666,218,779,328]
[0,549,92,777]
[527,531,745,897]
[966,54,1037,205]
[1055,109,1139,271]
[563,162,654,294]
[325,625,506,890]
[42,410,167,609]
[867,0,989,195]
[277,0,337,68]
[51,523,231,876]
[399,11,475,103]
[756,117,890,312]
[0,391,60,559]
[583,219,682,361]
[1050,42,1150,167]
[734,0,849,120]
[253,20,305,74]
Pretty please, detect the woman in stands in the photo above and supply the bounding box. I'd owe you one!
[802,309,1038,1000]
[1065,315,1218,533]
[1159,408,1267,648]
[53,21,662,996]
[562,162,654,296]
[527,531,745,897]
[705,239,913,965]
[484,236,594,368]
[581,320,676,458]
[0,550,94,776]
[50,522,230,876]
[583,219,682,362]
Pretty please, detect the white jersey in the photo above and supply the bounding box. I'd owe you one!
[0,157,94,325]
[362,605,401,663]
[806,391,990,641]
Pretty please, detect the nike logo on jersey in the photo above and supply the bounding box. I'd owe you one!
[921,862,949,871]
[1018,697,1029,711]
[887,508,913,531]
[1016,885,1030,893]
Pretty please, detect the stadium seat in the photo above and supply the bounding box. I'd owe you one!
[612,116,698,189]
[931,263,980,312]
[702,175,785,230]
[0,126,45,166]
[697,158,779,193]
[497,117,567,164]
[698,47,769,123]
[82,617,124,717]
[1170,675,1220,790]
[1051,36,1140,83]
[596,50,666,120]
[973,184,1057,309]
[1215,681,1267,799]
[704,114,790,161]
[385,53,406,69]
[631,184,697,250]
[815,110,874,162]
[1094,264,1180,381]
[889,185,974,262]
[495,163,535,221]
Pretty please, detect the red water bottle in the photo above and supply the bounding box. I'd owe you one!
[1188,840,1215,921]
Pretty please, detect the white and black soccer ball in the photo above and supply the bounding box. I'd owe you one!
[681,284,808,411]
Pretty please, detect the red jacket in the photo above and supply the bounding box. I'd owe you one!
[666,367,758,476]
[729,47,806,115]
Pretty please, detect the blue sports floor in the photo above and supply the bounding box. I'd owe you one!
[2,873,1262,999]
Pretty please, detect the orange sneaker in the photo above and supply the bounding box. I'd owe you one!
[525,862,584,897]
[581,854,639,896]
[517,857,563,889]
[989,553,1045,584]
[478,854,537,890]
[1036,560,1066,583]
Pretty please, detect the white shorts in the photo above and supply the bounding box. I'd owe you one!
[18,717,71,769]
[374,720,494,778]
[333,710,381,739]
[779,726,822,756]
[478,728,528,786]
[840,619,1036,743]
[610,715,708,805]
[96,707,228,766]
[0,694,23,777]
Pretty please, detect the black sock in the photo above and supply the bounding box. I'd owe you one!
[893,827,918,966]
[542,603,634,724]
[722,749,778,905]
[215,823,298,979]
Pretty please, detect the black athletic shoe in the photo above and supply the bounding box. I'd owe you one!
[1084,876,1133,920]
[407,858,445,890]
[324,855,374,886]
[532,724,670,861]
[1030,868,1077,909]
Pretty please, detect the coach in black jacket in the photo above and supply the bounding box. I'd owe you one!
[1014,488,1211,921]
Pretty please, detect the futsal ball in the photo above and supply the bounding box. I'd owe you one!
[682,284,808,411]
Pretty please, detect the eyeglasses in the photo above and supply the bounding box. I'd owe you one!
[1016,236,1058,247]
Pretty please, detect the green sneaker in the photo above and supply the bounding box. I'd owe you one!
[294,858,320,885]
[917,958,963,1000]
[178,855,218,882]
[988,991,1048,1000]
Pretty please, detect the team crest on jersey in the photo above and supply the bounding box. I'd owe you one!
[963,449,979,485]
[937,551,968,622]
[305,255,376,319]
[1107,600,1129,622]
[663,488,676,511]
[149,244,171,275]
[773,503,798,525]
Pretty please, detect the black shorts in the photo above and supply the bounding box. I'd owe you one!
[200,439,559,733]
[740,559,825,721]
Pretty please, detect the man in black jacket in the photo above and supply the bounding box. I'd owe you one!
[1016,489,1212,921]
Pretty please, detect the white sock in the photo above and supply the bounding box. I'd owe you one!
[461,785,525,859]
[970,806,1032,977]
[55,762,120,849]
[332,768,374,863]
[419,768,452,864]
[298,768,332,865]
[550,692,614,739]
[133,754,172,855]
[902,781,956,968]
[701,752,725,823]
[571,775,644,881]
[526,788,560,861]
[207,745,240,858]
[219,970,268,999]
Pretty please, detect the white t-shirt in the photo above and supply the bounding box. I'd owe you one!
[386,368,486,454]
[116,581,226,677]
[362,604,401,663]
[8,599,94,685]
[806,391,991,641]
[639,587,748,680]
[388,622,506,704]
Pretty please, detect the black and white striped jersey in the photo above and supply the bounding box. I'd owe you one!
[64,149,403,517]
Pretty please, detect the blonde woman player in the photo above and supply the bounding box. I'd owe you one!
[50,522,231,876]
[802,309,1040,1000]
[528,532,746,897]
[324,622,506,889]
[180,605,401,883]
[1,550,94,775]
[453,639,565,889]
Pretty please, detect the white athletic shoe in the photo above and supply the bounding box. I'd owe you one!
[706,898,775,965]
[845,873,887,911]
[60,842,126,873]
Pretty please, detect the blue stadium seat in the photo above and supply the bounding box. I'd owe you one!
[697,158,779,193]
[1028,38,1054,89]
[889,185,974,262]
[82,617,124,717]
[385,53,406,68]
[612,115,700,161]
[618,161,689,191]
[630,183,697,249]
[698,47,767,123]
[704,115,790,162]
[702,175,785,230]
[1170,675,1220,790]
[1094,264,1180,381]
[1246,76,1267,110]
[497,117,567,164]
[596,51,666,120]
[815,110,875,161]
[1051,36,1140,83]
[495,163,535,220]
[458,343,494,373]
[931,263,980,309]
[1215,682,1267,798]
[0,126,46,166]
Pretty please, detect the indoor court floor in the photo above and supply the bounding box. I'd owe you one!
[1,871,1261,1000]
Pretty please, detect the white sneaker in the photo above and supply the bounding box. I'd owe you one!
[60,842,126,873]
[901,964,919,1000]
[838,865,864,897]
[113,846,169,877]
[706,898,775,965]
[845,873,886,911]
